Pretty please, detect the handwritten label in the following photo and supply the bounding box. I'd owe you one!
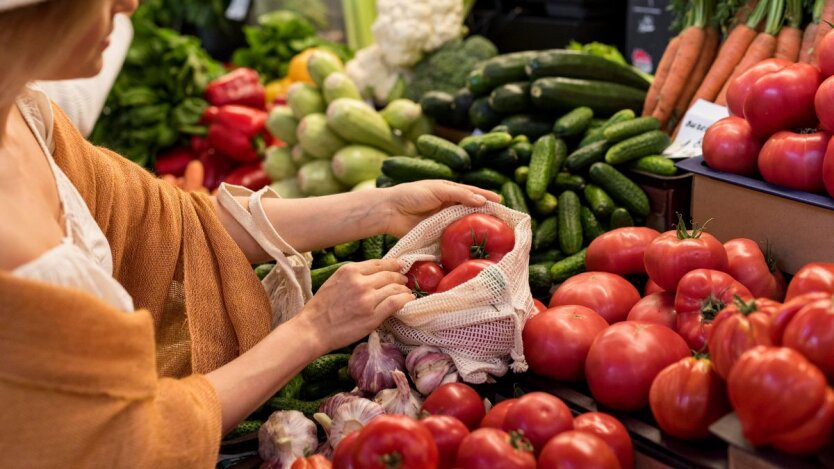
[663,99,729,159]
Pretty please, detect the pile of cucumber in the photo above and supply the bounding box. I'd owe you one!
[375,106,673,300]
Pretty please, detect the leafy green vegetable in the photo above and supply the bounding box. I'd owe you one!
[405,35,498,101]
[133,0,236,36]
[567,41,628,65]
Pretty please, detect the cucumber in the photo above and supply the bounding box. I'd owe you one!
[460,167,511,190]
[512,135,530,144]
[531,218,538,232]
[327,99,403,155]
[416,135,471,171]
[580,206,606,241]
[315,251,339,268]
[553,107,594,137]
[420,91,455,120]
[500,181,529,214]
[589,118,606,129]
[606,130,671,165]
[334,240,360,259]
[526,50,652,90]
[531,77,646,116]
[277,374,304,399]
[552,172,586,192]
[589,162,651,216]
[628,155,677,176]
[566,140,609,173]
[610,207,635,228]
[470,97,504,130]
[527,135,560,201]
[550,249,587,283]
[224,420,264,441]
[489,82,532,114]
[501,114,554,140]
[380,99,422,132]
[603,116,661,143]
[302,379,338,400]
[529,263,554,297]
[583,184,616,219]
[460,132,514,158]
[535,192,558,215]
[254,263,275,281]
[512,141,534,165]
[451,88,475,127]
[361,235,385,259]
[466,68,491,96]
[480,51,540,90]
[382,157,455,182]
[530,248,565,264]
[487,147,520,172]
[578,109,636,148]
[302,353,351,382]
[266,106,299,146]
[515,166,530,185]
[558,191,583,255]
[331,145,388,186]
[491,125,510,133]
[533,216,559,251]
[384,234,399,251]
[338,366,352,388]
[375,174,396,188]
[311,261,350,291]
[323,72,362,103]
[266,396,330,418]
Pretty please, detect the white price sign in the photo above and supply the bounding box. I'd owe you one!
[663,99,730,159]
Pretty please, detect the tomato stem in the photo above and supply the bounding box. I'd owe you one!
[381,451,403,469]
[700,294,725,321]
[412,279,428,298]
[692,350,711,360]
[508,431,535,453]
[469,227,490,260]
[732,294,758,315]
[674,212,713,239]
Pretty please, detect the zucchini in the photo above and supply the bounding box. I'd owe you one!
[526,50,652,90]
[527,135,560,201]
[534,192,559,216]
[361,235,385,260]
[288,83,325,119]
[307,51,344,87]
[515,166,530,185]
[380,99,422,132]
[501,114,554,140]
[552,172,586,192]
[382,157,456,182]
[302,353,352,382]
[254,263,275,280]
[578,109,636,148]
[628,155,677,176]
[557,191,583,255]
[603,116,661,143]
[533,216,559,251]
[500,181,529,214]
[334,240,360,259]
[605,130,671,165]
[323,72,362,104]
[460,167,511,190]
[529,263,554,297]
[531,77,646,116]
[553,107,594,137]
[566,140,609,173]
[589,162,651,216]
[276,374,304,399]
[416,135,471,171]
[311,261,350,291]
[550,249,587,283]
[470,97,504,130]
[583,184,616,219]
[512,141,534,165]
[302,379,338,400]
[489,81,532,114]
[420,91,455,119]
[327,99,403,155]
[266,396,330,418]
[580,206,606,241]
[460,132,514,158]
[266,106,299,146]
[530,248,565,264]
[375,174,396,188]
[610,207,635,228]
[224,420,264,441]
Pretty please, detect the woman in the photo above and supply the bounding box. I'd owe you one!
[0,0,498,466]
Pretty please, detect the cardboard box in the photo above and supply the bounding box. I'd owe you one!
[679,157,834,275]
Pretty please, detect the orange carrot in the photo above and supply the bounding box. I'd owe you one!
[716,32,779,105]
[182,160,205,192]
[670,27,720,132]
[643,36,680,116]
[689,25,759,106]
[812,0,834,64]
[800,22,819,62]
[653,26,707,126]
[774,26,802,61]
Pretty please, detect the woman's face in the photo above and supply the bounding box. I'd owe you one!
[44,0,138,80]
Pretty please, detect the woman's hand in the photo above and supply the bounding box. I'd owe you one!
[297,259,414,352]
[383,180,502,238]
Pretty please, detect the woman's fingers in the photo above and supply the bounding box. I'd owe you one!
[435,181,500,206]
[365,270,408,288]
[374,288,415,315]
[353,258,402,275]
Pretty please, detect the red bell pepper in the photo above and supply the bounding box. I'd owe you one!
[155,147,196,177]
[191,135,210,154]
[200,149,237,191]
[202,106,220,124]
[207,105,268,163]
[204,68,265,109]
[223,162,271,191]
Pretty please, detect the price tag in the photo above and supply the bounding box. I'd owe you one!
[663,99,729,159]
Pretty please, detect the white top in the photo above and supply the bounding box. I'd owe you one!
[12,85,136,312]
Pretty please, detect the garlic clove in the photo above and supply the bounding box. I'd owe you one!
[373,369,423,418]
[348,331,406,394]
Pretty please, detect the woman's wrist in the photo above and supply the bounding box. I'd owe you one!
[283,307,333,358]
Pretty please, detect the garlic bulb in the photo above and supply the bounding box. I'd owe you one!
[374,369,423,417]
[258,410,317,469]
[405,345,460,395]
[348,331,406,394]
[315,398,385,449]
[318,392,361,417]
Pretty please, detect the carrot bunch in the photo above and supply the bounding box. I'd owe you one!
[775,0,804,61]
[800,0,824,62]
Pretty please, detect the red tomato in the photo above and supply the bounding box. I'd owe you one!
[785,262,834,300]
[758,130,830,193]
[823,135,834,198]
[723,239,786,301]
[649,356,730,440]
[537,431,621,469]
[585,321,690,411]
[585,227,661,276]
[523,305,610,381]
[532,299,547,314]
[726,58,791,117]
[769,292,830,344]
[502,392,574,454]
[702,116,764,176]
[644,279,664,296]
[744,63,822,138]
[674,269,753,350]
[783,298,834,380]
[456,428,536,469]
[352,415,438,469]
[549,272,640,324]
[422,383,486,431]
[818,28,834,78]
[481,399,517,429]
[728,346,828,445]
[435,259,495,293]
[643,220,729,292]
[332,431,359,469]
[440,214,515,271]
[406,261,445,296]
[768,388,834,455]
[626,292,676,330]
[291,455,332,469]
[421,416,470,469]
[816,76,834,132]
[573,413,634,469]
[708,297,778,379]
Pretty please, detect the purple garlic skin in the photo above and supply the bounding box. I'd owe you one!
[318,392,361,417]
[373,369,423,417]
[327,398,385,449]
[258,410,317,469]
[348,331,406,394]
[405,345,460,396]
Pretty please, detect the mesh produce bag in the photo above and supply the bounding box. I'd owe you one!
[381,201,534,384]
